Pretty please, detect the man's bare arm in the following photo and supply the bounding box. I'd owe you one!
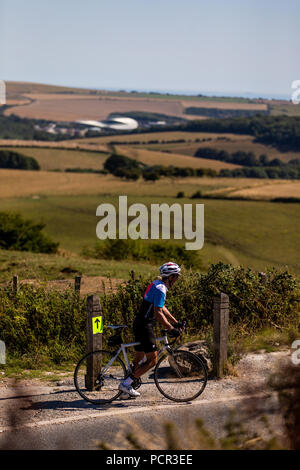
[162,306,177,324]
[154,307,173,330]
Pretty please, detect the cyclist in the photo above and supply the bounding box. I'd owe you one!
[118,262,183,398]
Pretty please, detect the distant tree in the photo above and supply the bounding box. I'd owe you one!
[268,158,284,167]
[259,154,269,166]
[142,169,161,181]
[0,150,40,170]
[191,190,203,199]
[0,212,58,253]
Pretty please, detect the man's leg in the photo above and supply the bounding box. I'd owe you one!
[132,351,158,379]
[132,351,145,374]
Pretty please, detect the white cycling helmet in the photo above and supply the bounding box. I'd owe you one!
[159,262,181,278]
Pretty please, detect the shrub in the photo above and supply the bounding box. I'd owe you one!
[104,153,142,174]
[0,263,298,362]
[0,212,59,253]
[0,285,86,358]
[191,190,202,199]
[0,150,40,170]
[100,262,299,342]
[142,169,161,181]
[89,239,202,269]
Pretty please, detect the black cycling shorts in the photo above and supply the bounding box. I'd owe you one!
[133,318,157,353]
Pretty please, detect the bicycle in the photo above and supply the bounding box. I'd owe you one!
[74,322,208,405]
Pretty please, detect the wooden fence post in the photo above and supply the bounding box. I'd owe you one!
[213,292,229,378]
[13,275,18,296]
[0,340,5,365]
[75,275,82,293]
[86,295,103,391]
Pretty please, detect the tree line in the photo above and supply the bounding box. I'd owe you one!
[184,115,300,151]
[103,153,217,181]
[194,147,300,168]
[185,107,269,119]
[0,150,40,170]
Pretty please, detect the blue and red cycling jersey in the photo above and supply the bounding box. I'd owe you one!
[136,279,168,325]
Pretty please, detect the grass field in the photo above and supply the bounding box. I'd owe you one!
[0,247,157,283]
[0,144,239,171]
[4,81,297,124]
[4,93,186,121]
[4,81,270,122]
[0,190,299,276]
[0,147,107,171]
[2,169,300,200]
[115,145,240,170]
[76,131,300,164]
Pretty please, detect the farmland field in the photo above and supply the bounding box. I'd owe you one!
[0,147,107,171]
[4,81,271,122]
[4,81,299,126]
[1,82,299,285]
[0,193,299,276]
[114,146,240,169]
[2,169,300,200]
[0,141,241,170]
[4,93,187,121]
[76,131,300,164]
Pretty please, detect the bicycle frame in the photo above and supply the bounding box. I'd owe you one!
[101,334,171,376]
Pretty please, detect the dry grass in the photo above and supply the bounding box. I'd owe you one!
[0,170,111,198]
[76,131,300,163]
[115,145,240,170]
[180,99,268,111]
[2,134,299,165]
[4,82,268,123]
[19,275,124,296]
[0,170,228,198]
[76,131,252,145]
[1,169,299,200]
[4,93,186,121]
[0,147,107,171]
[0,140,108,153]
[229,180,300,199]
[5,81,94,96]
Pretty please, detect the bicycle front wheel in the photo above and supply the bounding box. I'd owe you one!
[74,350,126,404]
[154,349,207,402]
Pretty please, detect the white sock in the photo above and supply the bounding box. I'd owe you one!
[122,377,133,386]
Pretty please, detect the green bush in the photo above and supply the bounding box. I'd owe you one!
[0,212,59,253]
[0,285,86,358]
[86,239,202,269]
[191,190,203,199]
[101,262,299,338]
[0,263,298,363]
[0,150,40,170]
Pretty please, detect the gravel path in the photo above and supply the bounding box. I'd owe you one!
[0,350,290,432]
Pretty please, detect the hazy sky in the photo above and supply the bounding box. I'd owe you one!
[1,0,299,97]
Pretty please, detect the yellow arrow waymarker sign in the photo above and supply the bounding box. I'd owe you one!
[92,316,103,335]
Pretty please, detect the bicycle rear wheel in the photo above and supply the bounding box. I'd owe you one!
[74,350,126,404]
[154,349,207,402]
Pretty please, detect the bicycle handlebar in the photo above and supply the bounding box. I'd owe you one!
[161,320,187,345]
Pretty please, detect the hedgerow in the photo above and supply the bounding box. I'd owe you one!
[0,263,298,362]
